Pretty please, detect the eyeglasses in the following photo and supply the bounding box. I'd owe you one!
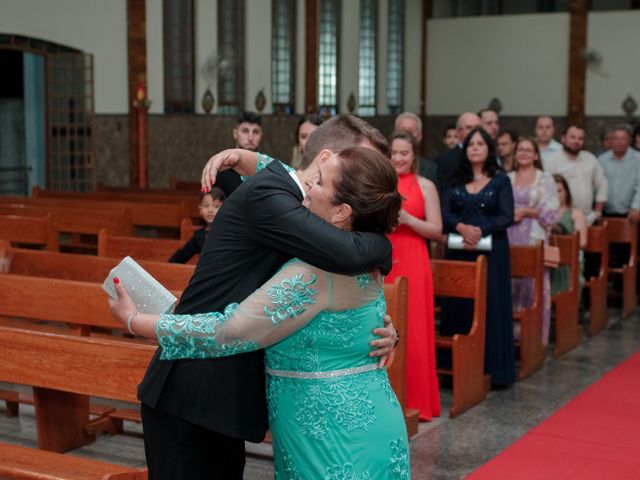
[516,148,536,153]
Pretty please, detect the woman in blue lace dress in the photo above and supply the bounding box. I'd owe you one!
[110,147,410,479]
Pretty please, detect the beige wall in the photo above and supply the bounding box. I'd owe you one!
[425,13,570,116]
[586,11,640,116]
[0,0,128,113]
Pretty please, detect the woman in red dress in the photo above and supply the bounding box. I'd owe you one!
[386,130,442,421]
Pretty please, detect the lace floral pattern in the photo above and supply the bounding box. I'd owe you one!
[356,273,371,290]
[264,273,318,325]
[157,305,258,360]
[325,464,371,480]
[388,438,411,479]
[276,450,302,480]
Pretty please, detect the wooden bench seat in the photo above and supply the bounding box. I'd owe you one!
[98,229,197,264]
[383,276,419,438]
[605,217,638,318]
[0,212,59,251]
[433,256,488,417]
[584,223,609,335]
[550,232,582,356]
[0,441,147,480]
[0,323,153,476]
[510,243,545,380]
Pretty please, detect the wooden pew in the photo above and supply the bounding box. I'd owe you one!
[0,195,189,234]
[1,243,194,291]
[98,229,197,264]
[0,324,150,478]
[510,243,545,380]
[550,232,582,356]
[170,177,200,190]
[434,256,488,417]
[384,276,419,438]
[33,186,200,221]
[584,223,609,336]
[605,217,638,318]
[0,212,59,251]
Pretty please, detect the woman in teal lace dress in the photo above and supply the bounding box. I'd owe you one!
[110,147,410,479]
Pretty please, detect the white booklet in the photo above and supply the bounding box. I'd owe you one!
[102,256,177,314]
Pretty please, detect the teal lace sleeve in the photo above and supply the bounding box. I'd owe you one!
[157,261,329,360]
[241,153,294,181]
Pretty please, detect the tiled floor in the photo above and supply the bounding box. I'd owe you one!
[1,309,639,479]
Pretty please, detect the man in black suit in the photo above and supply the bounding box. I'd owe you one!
[435,111,481,194]
[215,111,264,197]
[138,115,398,479]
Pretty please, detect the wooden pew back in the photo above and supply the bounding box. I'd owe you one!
[605,217,638,317]
[0,212,58,251]
[98,229,197,264]
[584,223,609,335]
[510,243,545,380]
[550,232,582,355]
[433,257,488,417]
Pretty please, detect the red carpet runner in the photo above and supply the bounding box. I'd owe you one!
[468,351,640,479]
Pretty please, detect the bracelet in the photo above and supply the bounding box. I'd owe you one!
[127,311,139,336]
[393,328,400,348]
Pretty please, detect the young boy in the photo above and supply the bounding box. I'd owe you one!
[169,188,225,263]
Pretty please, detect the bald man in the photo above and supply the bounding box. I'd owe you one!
[435,112,481,192]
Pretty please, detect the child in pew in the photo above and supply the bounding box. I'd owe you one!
[169,188,225,264]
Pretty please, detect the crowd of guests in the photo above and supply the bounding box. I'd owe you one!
[171,109,640,423]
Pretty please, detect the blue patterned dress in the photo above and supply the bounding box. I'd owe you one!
[156,259,410,479]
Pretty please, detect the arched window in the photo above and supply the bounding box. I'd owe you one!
[272,0,296,114]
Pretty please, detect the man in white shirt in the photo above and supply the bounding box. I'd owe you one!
[535,116,562,162]
[544,125,608,225]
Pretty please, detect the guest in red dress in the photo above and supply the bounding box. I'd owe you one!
[386,130,443,420]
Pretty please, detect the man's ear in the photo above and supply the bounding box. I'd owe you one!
[232,128,238,141]
[316,149,334,165]
[331,203,353,225]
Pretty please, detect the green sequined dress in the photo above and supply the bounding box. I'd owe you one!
[156,259,410,479]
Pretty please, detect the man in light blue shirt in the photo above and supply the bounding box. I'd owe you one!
[598,124,640,223]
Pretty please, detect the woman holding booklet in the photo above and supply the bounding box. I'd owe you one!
[109,146,410,479]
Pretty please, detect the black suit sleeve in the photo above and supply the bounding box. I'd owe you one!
[244,180,393,275]
[169,229,206,264]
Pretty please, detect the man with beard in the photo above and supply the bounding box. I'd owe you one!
[544,124,607,225]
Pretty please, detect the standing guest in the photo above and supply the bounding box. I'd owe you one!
[215,111,264,197]
[386,131,442,421]
[496,129,518,172]
[595,127,614,157]
[290,113,324,169]
[395,111,437,185]
[598,124,640,223]
[507,138,559,345]
[535,116,562,162]
[478,108,500,140]
[440,127,516,388]
[551,174,588,296]
[543,125,608,225]
[442,123,459,150]
[169,188,225,264]
[435,112,481,193]
[633,125,640,151]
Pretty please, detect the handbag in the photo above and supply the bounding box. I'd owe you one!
[447,233,493,252]
[544,245,561,268]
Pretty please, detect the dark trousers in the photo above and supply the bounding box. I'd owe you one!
[141,403,246,480]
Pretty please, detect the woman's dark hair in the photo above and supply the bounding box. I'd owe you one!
[389,130,419,174]
[513,136,544,171]
[450,127,500,186]
[553,174,572,208]
[294,113,324,146]
[332,146,402,234]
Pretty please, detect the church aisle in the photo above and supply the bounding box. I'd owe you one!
[0,308,638,479]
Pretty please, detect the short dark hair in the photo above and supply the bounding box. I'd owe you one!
[477,108,498,119]
[301,115,389,170]
[236,111,262,126]
[562,124,584,135]
[390,130,420,174]
[333,147,402,234]
[294,113,324,145]
[443,123,456,137]
[202,187,225,203]
[498,129,518,143]
[450,127,501,186]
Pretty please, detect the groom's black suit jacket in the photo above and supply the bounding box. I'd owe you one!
[138,161,392,442]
